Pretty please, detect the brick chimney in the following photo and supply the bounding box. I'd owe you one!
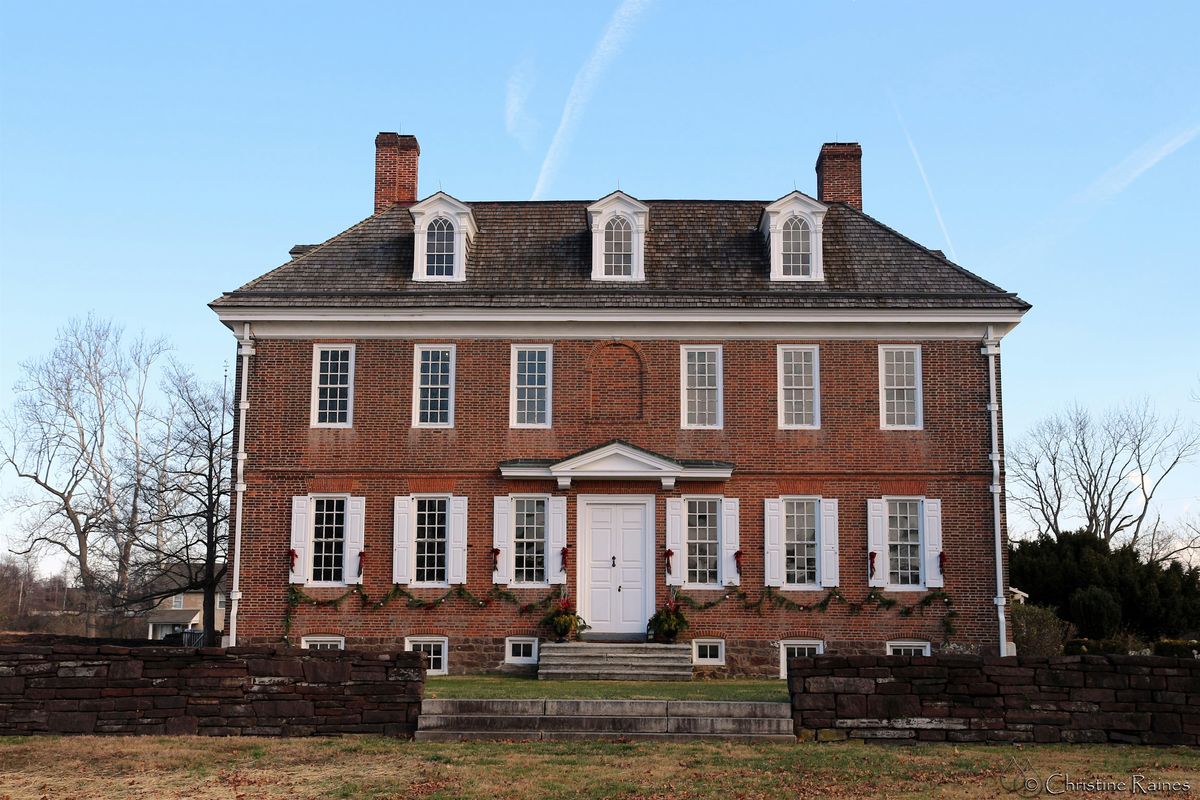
[815,142,862,210]
[374,132,420,213]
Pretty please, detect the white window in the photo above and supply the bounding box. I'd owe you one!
[408,193,476,283]
[784,499,820,586]
[505,637,539,665]
[777,346,819,429]
[216,594,225,609]
[301,635,345,651]
[510,345,552,428]
[681,346,723,429]
[867,497,942,591]
[781,217,812,277]
[171,594,184,610]
[779,639,824,678]
[666,496,739,589]
[413,345,455,427]
[310,345,355,428]
[879,345,922,429]
[406,636,449,675]
[414,496,449,586]
[587,191,648,282]
[692,638,725,666]
[425,217,455,277]
[686,498,720,586]
[512,497,547,585]
[886,640,931,657]
[493,495,567,587]
[289,495,366,587]
[764,497,839,589]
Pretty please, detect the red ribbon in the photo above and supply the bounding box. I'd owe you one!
[733,549,743,576]
[560,546,569,573]
[289,548,297,570]
[358,550,365,578]
[492,547,501,573]
[664,548,674,575]
[938,551,947,576]
[868,551,877,578]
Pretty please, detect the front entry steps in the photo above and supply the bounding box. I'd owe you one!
[415,699,796,742]
[537,642,692,681]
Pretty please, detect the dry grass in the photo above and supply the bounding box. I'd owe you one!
[0,735,1197,799]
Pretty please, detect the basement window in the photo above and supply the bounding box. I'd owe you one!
[301,635,345,651]
[886,639,931,657]
[406,636,449,675]
[692,638,725,666]
[778,639,824,678]
[505,637,539,665]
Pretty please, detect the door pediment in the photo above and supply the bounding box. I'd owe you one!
[499,440,733,489]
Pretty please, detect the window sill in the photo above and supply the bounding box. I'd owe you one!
[883,585,927,593]
[681,425,724,431]
[881,425,924,431]
[509,423,552,430]
[780,584,824,592]
[510,582,551,590]
[409,582,450,590]
[310,423,353,430]
[304,581,349,589]
[778,424,821,431]
[682,584,725,591]
[412,423,455,430]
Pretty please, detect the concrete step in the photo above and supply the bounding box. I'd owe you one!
[537,643,693,681]
[536,669,692,681]
[414,730,797,743]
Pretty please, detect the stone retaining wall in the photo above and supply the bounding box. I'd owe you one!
[0,642,424,737]
[787,654,1199,745]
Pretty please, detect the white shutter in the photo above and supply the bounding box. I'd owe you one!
[820,498,839,588]
[665,498,683,587]
[866,498,887,588]
[448,496,469,585]
[289,496,310,584]
[548,496,567,584]
[722,498,741,586]
[923,498,943,588]
[392,496,412,585]
[492,496,511,585]
[345,496,366,584]
[763,499,783,587]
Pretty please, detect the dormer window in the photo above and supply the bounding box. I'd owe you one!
[781,217,812,277]
[426,217,455,277]
[761,191,827,282]
[604,216,633,277]
[408,192,476,282]
[588,191,648,282]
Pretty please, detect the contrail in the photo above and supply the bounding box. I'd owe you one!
[531,0,652,200]
[1077,123,1200,204]
[890,98,957,261]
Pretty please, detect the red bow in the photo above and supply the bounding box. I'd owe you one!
[492,547,501,573]
[358,550,365,578]
[868,551,877,578]
[938,551,947,576]
[560,546,569,573]
[289,548,297,570]
[664,548,675,575]
[733,549,744,575]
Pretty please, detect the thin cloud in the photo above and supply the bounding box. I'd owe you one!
[890,97,957,261]
[531,0,652,200]
[505,56,537,149]
[1076,123,1200,205]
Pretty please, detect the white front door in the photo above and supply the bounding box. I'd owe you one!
[583,502,648,635]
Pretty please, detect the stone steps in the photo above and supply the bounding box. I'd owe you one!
[414,699,796,742]
[537,643,693,681]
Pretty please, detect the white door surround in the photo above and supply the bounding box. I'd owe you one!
[576,495,655,639]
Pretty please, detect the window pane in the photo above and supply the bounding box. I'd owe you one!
[316,348,351,425]
[415,498,448,583]
[604,216,633,276]
[513,498,547,584]
[786,644,819,659]
[418,348,453,425]
[781,217,812,277]
[686,499,719,585]
[410,641,445,672]
[784,499,818,585]
[311,497,345,583]
[887,499,922,585]
[426,218,455,277]
[686,349,720,427]
[514,348,549,425]
[781,348,815,426]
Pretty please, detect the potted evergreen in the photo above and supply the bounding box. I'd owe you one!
[541,597,589,642]
[647,598,688,644]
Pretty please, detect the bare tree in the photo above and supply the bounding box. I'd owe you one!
[1009,401,1200,551]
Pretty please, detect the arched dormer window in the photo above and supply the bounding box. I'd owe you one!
[604,216,633,277]
[781,217,811,277]
[426,217,455,277]
[408,192,476,282]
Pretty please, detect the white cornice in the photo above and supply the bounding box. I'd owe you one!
[500,442,733,489]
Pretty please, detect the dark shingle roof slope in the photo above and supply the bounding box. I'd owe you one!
[212,200,1028,311]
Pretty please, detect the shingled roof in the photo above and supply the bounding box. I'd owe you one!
[211,199,1028,312]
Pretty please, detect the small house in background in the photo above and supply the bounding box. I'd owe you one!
[142,564,226,641]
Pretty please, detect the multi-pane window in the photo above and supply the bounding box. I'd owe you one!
[302,636,345,651]
[171,594,183,610]
[887,499,922,586]
[887,641,931,656]
[512,497,547,584]
[414,497,448,584]
[683,347,722,428]
[311,497,346,583]
[414,346,454,426]
[781,217,812,277]
[779,346,818,428]
[686,498,720,585]
[313,347,353,426]
[506,637,538,665]
[881,346,922,428]
[693,639,725,665]
[784,499,819,586]
[780,640,824,677]
[603,216,633,276]
[512,346,551,427]
[406,637,448,675]
[425,217,455,277]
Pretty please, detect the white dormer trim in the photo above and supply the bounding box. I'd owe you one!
[587,191,649,282]
[409,192,477,283]
[499,441,732,489]
[760,191,827,282]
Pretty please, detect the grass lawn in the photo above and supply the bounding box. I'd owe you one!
[424,674,789,701]
[1,736,1197,800]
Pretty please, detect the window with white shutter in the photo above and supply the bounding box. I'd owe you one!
[291,495,362,587]
[869,496,938,591]
[665,498,684,587]
[765,497,839,590]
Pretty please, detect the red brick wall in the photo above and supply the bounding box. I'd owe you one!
[231,336,1008,673]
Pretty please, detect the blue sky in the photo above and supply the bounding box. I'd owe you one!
[1,1,1197,558]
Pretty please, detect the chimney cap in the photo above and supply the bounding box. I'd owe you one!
[376,132,420,151]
